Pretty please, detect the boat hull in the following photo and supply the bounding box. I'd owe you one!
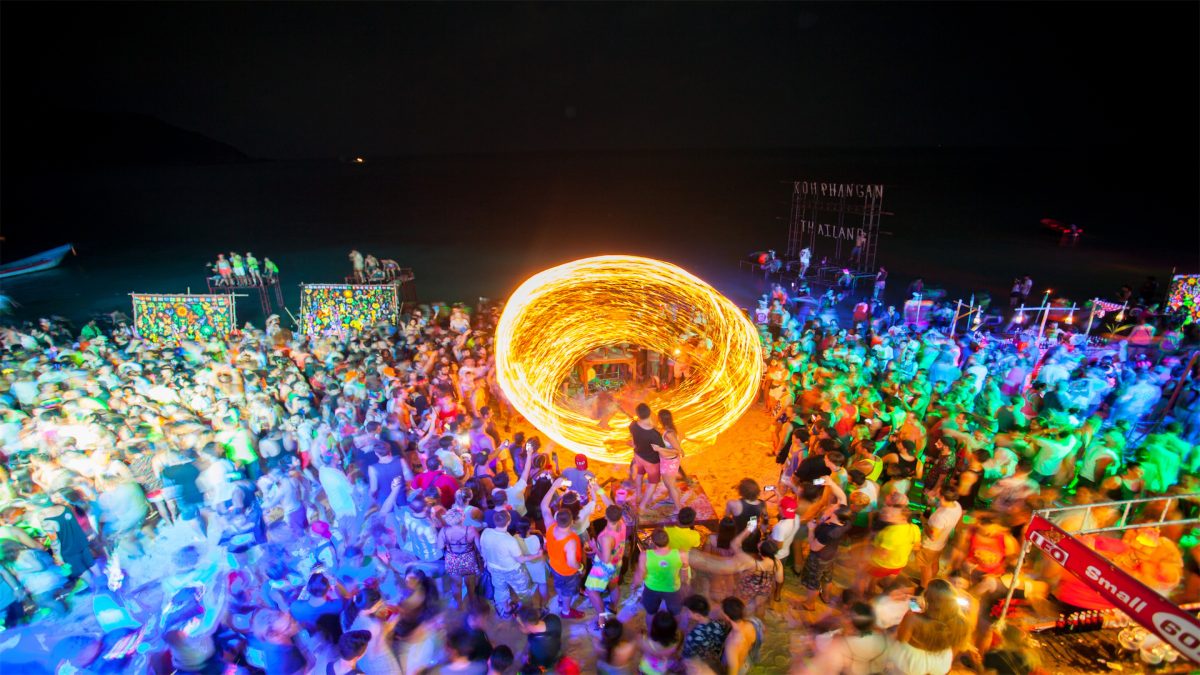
[0,244,74,280]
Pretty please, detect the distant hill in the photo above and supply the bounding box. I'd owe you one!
[2,107,249,170]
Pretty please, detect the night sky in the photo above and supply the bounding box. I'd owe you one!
[4,2,1196,159]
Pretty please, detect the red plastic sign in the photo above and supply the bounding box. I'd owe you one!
[1026,515,1200,663]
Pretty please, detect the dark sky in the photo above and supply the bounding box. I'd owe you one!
[3,2,1197,159]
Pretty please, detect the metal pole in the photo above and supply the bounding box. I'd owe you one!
[1038,301,1052,341]
[951,299,962,337]
[1085,298,1098,336]
[997,538,1034,630]
[1159,497,1174,522]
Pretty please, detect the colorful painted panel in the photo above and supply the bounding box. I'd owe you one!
[1166,274,1200,324]
[300,284,398,335]
[131,294,236,342]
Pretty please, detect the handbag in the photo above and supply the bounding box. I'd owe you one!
[477,566,494,600]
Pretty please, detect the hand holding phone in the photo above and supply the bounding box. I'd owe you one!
[746,516,759,532]
[813,477,826,486]
[763,485,776,492]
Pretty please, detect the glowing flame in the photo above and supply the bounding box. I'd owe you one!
[494,255,762,463]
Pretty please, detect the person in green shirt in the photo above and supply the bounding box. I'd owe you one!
[633,528,688,618]
[263,257,280,280]
[80,319,103,342]
[245,252,261,283]
[217,421,260,480]
[228,253,246,283]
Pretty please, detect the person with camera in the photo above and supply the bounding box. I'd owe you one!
[541,477,585,620]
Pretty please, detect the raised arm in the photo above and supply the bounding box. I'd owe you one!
[591,478,613,508]
[380,476,405,515]
[518,443,534,485]
[541,477,566,527]
[576,490,600,527]
[418,413,438,444]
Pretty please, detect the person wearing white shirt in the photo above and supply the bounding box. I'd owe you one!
[798,603,889,675]
[1036,360,1071,388]
[983,445,1019,480]
[917,489,963,587]
[964,359,989,395]
[1030,429,1080,483]
[479,510,537,617]
[197,449,236,507]
[852,475,880,511]
[495,442,535,517]
[770,496,801,562]
[435,445,465,479]
[872,579,919,631]
[10,378,37,407]
[1078,441,1121,489]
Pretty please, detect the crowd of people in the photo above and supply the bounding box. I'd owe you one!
[0,265,1196,674]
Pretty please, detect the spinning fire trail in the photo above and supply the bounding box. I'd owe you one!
[494,255,762,462]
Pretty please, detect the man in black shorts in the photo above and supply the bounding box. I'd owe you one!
[628,402,664,508]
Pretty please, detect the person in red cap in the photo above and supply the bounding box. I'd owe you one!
[561,453,596,504]
[769,494,801,570]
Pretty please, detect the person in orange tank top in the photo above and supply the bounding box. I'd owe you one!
[542,477,585,619]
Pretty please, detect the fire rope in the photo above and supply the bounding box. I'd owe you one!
[494,255,762,463]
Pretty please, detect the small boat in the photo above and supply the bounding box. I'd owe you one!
[0,243,75,279]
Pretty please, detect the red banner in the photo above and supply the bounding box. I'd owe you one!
[1026,515,1200,663]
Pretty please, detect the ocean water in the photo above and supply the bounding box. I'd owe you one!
[1,148,1195,326]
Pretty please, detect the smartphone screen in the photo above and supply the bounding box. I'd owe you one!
[746,517,759,531]
[813,477,826,486]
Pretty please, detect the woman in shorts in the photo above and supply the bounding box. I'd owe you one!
[584,505,627,630]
